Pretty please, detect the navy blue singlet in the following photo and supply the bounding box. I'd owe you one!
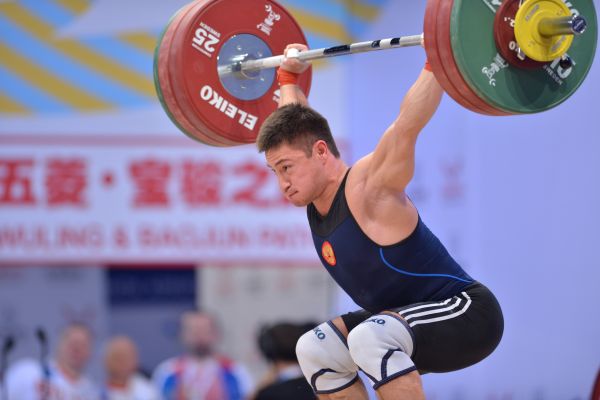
[307,170,473,313]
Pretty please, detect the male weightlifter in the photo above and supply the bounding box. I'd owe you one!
[256,43,504,399]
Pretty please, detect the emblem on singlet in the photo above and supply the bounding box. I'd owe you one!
[321,241,336,266]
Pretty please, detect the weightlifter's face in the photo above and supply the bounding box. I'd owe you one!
[266,142,323,207]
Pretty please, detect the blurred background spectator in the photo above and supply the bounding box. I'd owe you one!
[5,324,98,399]
[253,322,317,400]
[152,310,253,399]
[102,335,159,400]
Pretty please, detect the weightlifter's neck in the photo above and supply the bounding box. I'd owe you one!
[312,159,348,216]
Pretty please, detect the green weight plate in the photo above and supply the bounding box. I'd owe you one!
[424,0,503,115]
[450,0,597,114]
[435,0,511,115]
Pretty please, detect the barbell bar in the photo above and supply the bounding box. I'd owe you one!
[219,13,587,79]
[218,34,425,77]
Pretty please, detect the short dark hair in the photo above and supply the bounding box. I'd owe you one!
[258,321,317,362]
[257,103,340,158]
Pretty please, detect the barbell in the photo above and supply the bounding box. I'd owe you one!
[154,0,597,146]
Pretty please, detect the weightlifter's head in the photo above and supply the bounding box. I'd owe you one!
[257,103,339,158]
[258,103,342,206]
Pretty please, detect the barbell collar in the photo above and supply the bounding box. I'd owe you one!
[538,15,587,37]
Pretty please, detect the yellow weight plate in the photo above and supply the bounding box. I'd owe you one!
[514,0,574,62]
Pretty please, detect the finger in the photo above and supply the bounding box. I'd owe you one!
[285,43,308,53]
[286,48,300,59]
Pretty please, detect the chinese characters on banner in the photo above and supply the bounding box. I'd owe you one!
[0,138,315,264]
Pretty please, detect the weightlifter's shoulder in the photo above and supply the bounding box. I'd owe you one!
[348,153,403,192]
[346,153,407,206]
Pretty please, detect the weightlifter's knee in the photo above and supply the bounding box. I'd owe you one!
[296,321,359,394]
[347,313,416,390]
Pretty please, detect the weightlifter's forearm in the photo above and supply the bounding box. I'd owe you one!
[278,84,308,107]
[396,67,443,137]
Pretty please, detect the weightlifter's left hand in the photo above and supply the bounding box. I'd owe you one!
[281,43,310,74]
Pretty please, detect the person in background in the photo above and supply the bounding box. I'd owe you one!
[6,323,99,400]
[152,310,253,400]
[101,335,159,400]
[253,322,316,400]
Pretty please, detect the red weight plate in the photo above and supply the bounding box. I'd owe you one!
[166,0,243,146]
[157,5,226,146]
[170,0,311,145]
[436,0,511,116]
[493,0,546,69]
[166,0,272,145]
[156,1,232,146]
[424,0,496,115]
[172,3,242,146]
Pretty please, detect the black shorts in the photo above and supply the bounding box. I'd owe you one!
[340,282,504,373]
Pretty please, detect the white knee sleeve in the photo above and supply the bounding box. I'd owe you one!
[347,314,416,389]
[296,321,359,394]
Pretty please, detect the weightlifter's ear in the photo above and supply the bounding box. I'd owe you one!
[313,140,329,161]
